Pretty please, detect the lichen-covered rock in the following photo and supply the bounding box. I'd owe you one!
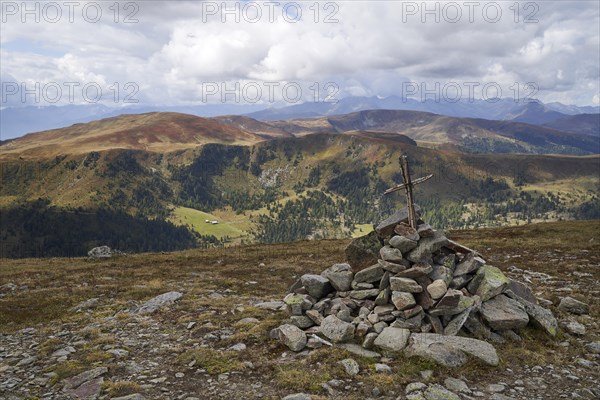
[558,296,589,315]
[380,245,404,262]
[301,274,333,299]
[373,327,410,351]
[453,252,485,276]
[345,231,382,272]
[321,263,354,292]
[390,277,423,293]
[480,294,529,331]
[406,333,499,367]
[354,264,385,283]
[406,231,449,263]
[467,265,509,302]
[390,235,418,253]
[320,315,355,342]
[277,324,307,352]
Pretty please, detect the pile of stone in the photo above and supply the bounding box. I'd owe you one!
[274,206,558,367]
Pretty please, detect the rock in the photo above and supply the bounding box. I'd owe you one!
[507,280,537,304]
[585,341,600,353]
[433,289,462,309]
[228,343,247,351]
[427,280,447,300]
[390,235,419,253]
[277,324,307,352]
[378,259,407,274]
[505,290,558,336]
[390,277,423,293]
[406,231,449,263]
[375,288,391,305]
[373,327,410,351]
[255,301,285,311]
[375,206,420,237]
[301,274,333,299]
[136,291,183,314]
[305,310,324,325]
[380,245,403,262]
[339,358,360,376]
[406,333,499,367]
[453,253,485,276]
[467,265,509,301]
[558,297,589,315]
[87,245,112,258]
[321,263,354,292]
[391,291,416,310]
[406,382,428,393]
[562,320,586,335]
[397,263,433,279]
[449,275,471,290]
[417,223,435,238]
[375,363,392,373]
[320,315,355,342]
[350,289,380,300]
[480,294,529,331]
[70,298,99,312]
[64,367,108,390]
[394,223,421,241]
[107,348,129,358]
[345,231,382,272]
[338,343,381,358]
[429,265,453,286]
[354,264,384,283]
[443,308,472,336]
[424,384,460,400]
[282,394,312,400]
[444,377,471,393]
[112,395,146,400]
[237,317,259,325]
[69,377,103,399]
[392,313,423,330]
[487,384,506,393]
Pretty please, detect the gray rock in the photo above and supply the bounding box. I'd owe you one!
[444,377,471,393]
[320,315,355,342]
[70,298,99,312]
[373,327,410,351]
[406,333,499,367]
[321,263,354,292]
[277,324,308,352]
[228,343,247,352]
[467,265,509,301]
[375,288,391,305]
[375,363,392,373]
[64,367,108,390]
[406,382,428,393]
[390,277,423,293]
[378,259,407,274]
[350,289,380,300]
[417,223,435,238]
[397,263,433,279]
[390,235,419,253]
[339,358,360,376]
[305,310,324,325]
[290,315,315,329]
[380,245,404,262]
[507,280,537,304]
[480,294,529,331]
[87,245,112,258]
[111,395,145,400]
[339,343,381,358]
[282,394,312,400]
[136,291,183,314]
[454,252,485,276]
[255,301,286,311]
[424,384,460,400]
[345,231,382,272]
[429,265,453,286]
[558,297,589,315]
[427,280,447,300]
[562,320,586,335]
[68,377,103,399]
[301,274,333,299]
[375,206,420,237]
[443,307,472,336]
[391,291,416,310]
[354,264,385,283]
[406,231,449,263]
[505,290,558,336]
[449,275,472,290]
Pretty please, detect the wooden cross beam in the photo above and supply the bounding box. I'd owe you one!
[384,155,433,229]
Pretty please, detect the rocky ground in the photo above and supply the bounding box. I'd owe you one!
[0,221,599,399]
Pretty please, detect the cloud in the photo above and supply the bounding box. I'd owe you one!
[1,0,598,106]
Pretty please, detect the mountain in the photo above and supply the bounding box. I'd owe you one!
[211,115,293,139]
[543,114,600,137]
[265,109,600,155]
[0,112,266,158]
[545,102,600,115]
[504,100,568,125]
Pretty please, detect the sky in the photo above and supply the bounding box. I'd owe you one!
[1,0,599,107]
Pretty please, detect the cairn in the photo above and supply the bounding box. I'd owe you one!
[274,207,559,366]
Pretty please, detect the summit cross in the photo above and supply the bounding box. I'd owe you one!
[383,155,433,229]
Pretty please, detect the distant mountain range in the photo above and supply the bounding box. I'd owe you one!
[1,97,598,140]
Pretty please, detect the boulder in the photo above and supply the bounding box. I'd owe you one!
[397,263,433,279]
[391,291,417,310]
[389,235,418,253]
[354,264,384,283]
[320,315,355,342]
[277,324,308,352]
[136,292,183,314]
[378,259,407,274]
[345,230,382,272]
[321,263,353,292]
[380,245,403,263]
[405,333,499,367]
[394,223,421,241]
[557,297,589,315]
[87,245,112,259]
[375,206,420,237]
[390,277,423,293]
[453,252,485,276]
[301,274,333,299]
[480,294,529,331]
[467,265,509,302]
[507,280,537,304]
[373,327,410,352]
[427,280,447,300]
[406,231,449,263]
[505,290,557,336]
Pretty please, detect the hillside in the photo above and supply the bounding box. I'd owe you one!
[0,221,598,399]
[0,112,265,158]
[543,114,600,137]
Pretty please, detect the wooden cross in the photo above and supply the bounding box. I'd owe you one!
[384,155,433,229]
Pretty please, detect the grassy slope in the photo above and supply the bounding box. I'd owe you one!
[168,206,246,240]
